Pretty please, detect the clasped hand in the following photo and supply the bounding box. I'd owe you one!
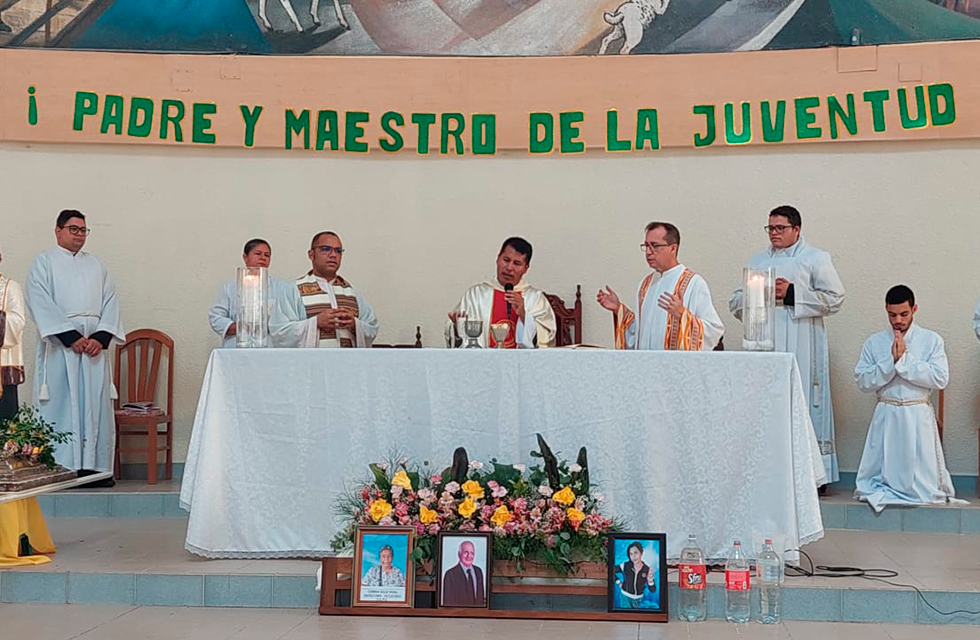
[71,338,103,357]
[316,307,356,330]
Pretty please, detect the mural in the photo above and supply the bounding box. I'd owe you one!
[1,0,980,56]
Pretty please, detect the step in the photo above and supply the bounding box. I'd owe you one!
[2,520,980,624]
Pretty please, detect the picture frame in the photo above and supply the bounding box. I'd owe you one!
[436,531,492,609]
[352,525,415,608]
[606,532,668,616]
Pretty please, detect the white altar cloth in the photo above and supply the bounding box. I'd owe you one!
[180,349,824,561]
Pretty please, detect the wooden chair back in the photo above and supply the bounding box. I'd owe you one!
[935,388,945,441]
[373,326,423,349]
[113,328,175,414]
[545,286,583,348]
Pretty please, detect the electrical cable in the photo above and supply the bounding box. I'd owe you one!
[784,548,980,618]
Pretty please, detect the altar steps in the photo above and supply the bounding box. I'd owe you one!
[2,518,980,625]
[35,481,980,536]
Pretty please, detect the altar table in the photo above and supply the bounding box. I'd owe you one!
[180,349,825,561]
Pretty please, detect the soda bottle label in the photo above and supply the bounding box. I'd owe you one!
[725,570,750,591]
[679,564,706,590]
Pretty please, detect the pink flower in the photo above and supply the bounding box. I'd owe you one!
[427,523,441,535]
[397,456,409,466]
[538,485,553,498]
[395,502,410,518]
[416,522,426,535]
[479,524,492,532]
[491,484,508,499]
[430,474,443,484]
[445,481,461,495]
[391,485,404,500]
[379,516,395,526]
[360,487,370,500]
[398,516,411,525]
[512,497,528,513]
[545,535,556,548]
[418,488,434,501]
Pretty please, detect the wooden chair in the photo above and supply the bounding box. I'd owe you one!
[545,285,583,347]
[373,326,423,348]
[113,329,174,484]
[935,388,945,441]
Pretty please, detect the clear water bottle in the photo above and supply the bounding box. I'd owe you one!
[724,540,750,623]
[756,539,782,624]
[677,534,707,622]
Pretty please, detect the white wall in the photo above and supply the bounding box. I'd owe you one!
[2,140,979,477]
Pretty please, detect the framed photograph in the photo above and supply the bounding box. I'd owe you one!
[352,526,415,607]
[436,531,492,609]
[607,533,668,614]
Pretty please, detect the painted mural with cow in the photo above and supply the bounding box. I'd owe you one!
[1,0,980,55]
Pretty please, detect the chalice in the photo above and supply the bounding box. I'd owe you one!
[464,319,483,348]
[490,322,510,349]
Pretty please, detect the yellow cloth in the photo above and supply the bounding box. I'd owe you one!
[0,497,56,566]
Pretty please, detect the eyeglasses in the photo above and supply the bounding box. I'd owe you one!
[764,225,795,234]
[640,242,672,252]
[314,246,344,255]
[61,225,91,236]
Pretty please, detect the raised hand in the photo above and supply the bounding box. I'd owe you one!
[596,286,621,312]
[658,292,684,319]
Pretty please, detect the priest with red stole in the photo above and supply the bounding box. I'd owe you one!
[446,237,557,349]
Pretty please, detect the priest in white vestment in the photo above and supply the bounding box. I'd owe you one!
[25,210,125,478]
[270,231,378,348]
[445,237,556,349]
[597,222,723,351]
[729,205,844,487]
[854,285,956,512]
[208,238,292,348]
[1,244,27,420]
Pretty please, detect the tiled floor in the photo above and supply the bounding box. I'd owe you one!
[3,605,980,640]
[17,518,980,593]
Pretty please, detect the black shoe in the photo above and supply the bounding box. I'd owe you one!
[817,485,828,496]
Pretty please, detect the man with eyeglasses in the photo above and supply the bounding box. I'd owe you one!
[445,237,556,348]
[24,209,125,484]
[271,231,379,348]
[597,222,723,351]
[729,205,845,491]
[208,238,293,348]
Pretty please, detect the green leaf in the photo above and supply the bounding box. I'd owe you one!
[560,532,571,541]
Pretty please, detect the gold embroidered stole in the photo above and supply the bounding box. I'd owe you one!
[663,269,704,351]
[297,274,359,347]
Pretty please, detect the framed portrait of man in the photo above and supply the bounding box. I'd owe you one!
[436,532,492,609]
[352,526,415,607]
[607,533,667,617]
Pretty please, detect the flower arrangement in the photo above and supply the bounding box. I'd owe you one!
[0,405,72,468]
[331,435,622,575]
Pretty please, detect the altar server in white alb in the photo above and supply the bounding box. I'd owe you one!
[271,231,379,348]
[597,222,723,351]
[729,205,845,488]
[208,238,293,348]
[854,285,956,512]
[25,210,125,478]
[445,237,557,348]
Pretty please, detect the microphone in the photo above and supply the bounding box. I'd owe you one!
[505,283,514,318]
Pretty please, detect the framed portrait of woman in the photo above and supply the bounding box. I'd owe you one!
[606,532,667,618]
[436,532,492,609]
[352,526,415,607]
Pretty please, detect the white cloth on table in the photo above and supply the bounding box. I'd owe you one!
[620,264,724,351]
[25,246,125,472]
[853,323,956,512]
[730,238,844,484]
[180,349,824,561]
[208,275,293,349]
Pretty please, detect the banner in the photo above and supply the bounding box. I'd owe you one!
[0,41,976,155]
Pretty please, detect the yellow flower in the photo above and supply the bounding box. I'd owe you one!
[458,496,477,518]
[566,507,586,525]
[368,499,393,523]
[553,486,575,506]
[461,480,485,499]
[419,506,438,525]
[490,505,513,527]
[391,470,413,491]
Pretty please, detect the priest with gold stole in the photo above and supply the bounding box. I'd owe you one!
[445,237,556,348]
[271,231,379,348]
[597,222,723,351]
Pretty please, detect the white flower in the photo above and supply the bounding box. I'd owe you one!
[445,481,461,495]
[418,488,434,501]
[397,456,409,466]
[538,485,554,497]
[376,462,389,471]
[569,463,582,473]
[513,464,527,473]
[592,492,605,503]
[469,460,484,470]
